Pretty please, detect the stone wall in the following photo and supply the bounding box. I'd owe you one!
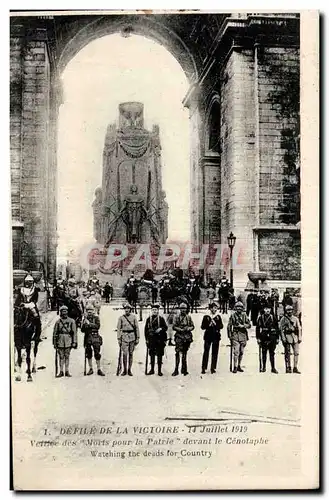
[258,46,300,225]
[220,48,256,284]
[258,230,301,280]
[10,27,56,279]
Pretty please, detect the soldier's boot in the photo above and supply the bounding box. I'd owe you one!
[64,359,72,377]
[147,355,155,375]
[87,358,94,376]
[57,357,65,377]
[261,349,267,372]
[237,352,244,372]
[128,353,133,376]
[172,353,180,376]
[270,352,278,373]
[293,354,300,374]
[285,352,292,373]
[96,360,105,376]
[182,353,188,376]
[157,356,163,376]
[121,354,128,376]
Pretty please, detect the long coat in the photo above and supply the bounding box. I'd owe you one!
[144,314,168,356]
[227,311,251,342]
[53,317,77,348]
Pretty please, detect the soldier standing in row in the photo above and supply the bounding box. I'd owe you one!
[256,305,279,374]
[201,302,223,374]
[81,305,105,376]
[117,303,140,376]
[53,305,77,378]
[172,303,195,376]
[227,301,251,373]
[279,305,302,374]
[144,303,168,376]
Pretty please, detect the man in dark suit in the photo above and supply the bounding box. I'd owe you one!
[144,303,168,376]
[200,302,223,374]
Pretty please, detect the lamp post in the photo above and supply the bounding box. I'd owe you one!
[227,232,236,288]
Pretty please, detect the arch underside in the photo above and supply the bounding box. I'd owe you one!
[57,14,199,82]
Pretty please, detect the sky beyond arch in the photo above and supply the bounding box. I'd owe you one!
[57,33,190,262]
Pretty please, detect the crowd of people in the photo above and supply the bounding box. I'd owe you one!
[14,271,302,381]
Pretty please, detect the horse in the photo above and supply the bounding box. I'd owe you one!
[14,306,41,382]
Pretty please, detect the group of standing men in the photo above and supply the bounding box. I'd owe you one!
[52,301,105,378]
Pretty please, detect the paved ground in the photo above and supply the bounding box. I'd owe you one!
[12,303,302,422]
[11,304,302,489]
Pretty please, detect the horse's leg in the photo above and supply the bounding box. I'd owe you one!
[26,344,33,381]
[32,341,39,373]
[15,347,22,381]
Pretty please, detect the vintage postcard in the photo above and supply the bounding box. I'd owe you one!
[10,10,319,490]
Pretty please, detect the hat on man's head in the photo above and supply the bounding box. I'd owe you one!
[151,303,160,309]
[209,302,218,309]
[285,305,293,311]
[235,301,244,309]
[24,274,34,282]
[59,305,68,312]
[179,302,188,309]
[123,302,132,309]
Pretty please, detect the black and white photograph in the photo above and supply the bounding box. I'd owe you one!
[9,10,319,490]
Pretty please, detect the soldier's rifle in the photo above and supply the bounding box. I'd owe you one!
[55,349,58,377]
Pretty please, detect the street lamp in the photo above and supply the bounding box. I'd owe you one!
[227,232,236,288]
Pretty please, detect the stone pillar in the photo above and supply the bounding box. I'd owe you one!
[19,35,51,272]
[10,35,23,226]
[185,85,203,246]
[46,73,63,282]
[202,154,221,244]
[220,47,256,288]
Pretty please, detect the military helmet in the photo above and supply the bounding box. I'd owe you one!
[235,301,244,309]
[285,305,293,311]
[59,305,68,312]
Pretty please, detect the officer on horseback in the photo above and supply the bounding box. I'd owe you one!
[14,274,41,338]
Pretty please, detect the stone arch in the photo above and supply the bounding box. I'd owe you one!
[204,94,221,154]
[57,14,198,83]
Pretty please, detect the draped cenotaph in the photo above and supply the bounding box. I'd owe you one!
[92,102,168,248]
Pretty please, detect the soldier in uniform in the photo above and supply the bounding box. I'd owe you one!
[256,305,279,373]
[279,304,302,374]
[117,303,140,376]
[52,305,77,377]
[201,302,223,374]
[144,303,168,376]
[227,301,251,373]
[172,303,195,376]
[81,305,105,376]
